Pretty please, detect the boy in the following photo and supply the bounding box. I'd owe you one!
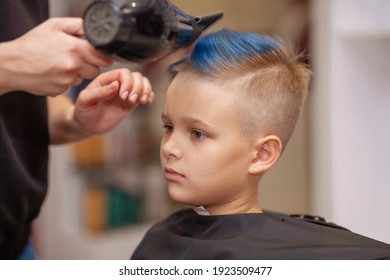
[131,29,390,259]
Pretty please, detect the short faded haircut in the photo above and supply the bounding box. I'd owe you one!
[170,29,311,149]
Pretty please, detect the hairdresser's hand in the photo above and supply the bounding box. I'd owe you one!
[73,69,154,134]
[0,17,112,96]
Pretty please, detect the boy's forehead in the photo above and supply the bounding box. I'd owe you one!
[167,71,232,104]
[169,70,242,94]
[172,70,203,83]
[164,72,241,123]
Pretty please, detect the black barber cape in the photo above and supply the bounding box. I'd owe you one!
[131,208,390,259]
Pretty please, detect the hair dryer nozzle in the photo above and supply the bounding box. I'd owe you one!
[195,11,224,31]
[188,11,223,45]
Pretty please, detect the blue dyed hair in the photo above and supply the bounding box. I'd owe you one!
[170,29,280,77]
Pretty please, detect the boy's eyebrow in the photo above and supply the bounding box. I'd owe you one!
[185,117,218,130]
[161,113,218,130]
[161,113,168,121]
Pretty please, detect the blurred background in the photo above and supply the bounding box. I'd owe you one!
[34,0,390,259]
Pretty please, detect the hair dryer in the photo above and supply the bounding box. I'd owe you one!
[83,0,223,64]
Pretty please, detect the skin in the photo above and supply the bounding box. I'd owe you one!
[160,71,282,215]
[0,18,111,96]
[0,18,154,144]
[48,68,154,144]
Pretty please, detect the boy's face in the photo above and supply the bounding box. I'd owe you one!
[160,71,257,214]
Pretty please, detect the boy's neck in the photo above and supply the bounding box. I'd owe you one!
[202,183,262,215]
[204,202,262,216]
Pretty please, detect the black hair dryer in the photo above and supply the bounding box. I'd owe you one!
[83,0,223,64]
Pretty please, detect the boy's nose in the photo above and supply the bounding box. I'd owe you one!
[161,134,182,159]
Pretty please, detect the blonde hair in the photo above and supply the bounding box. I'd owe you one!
[170,29,311,148]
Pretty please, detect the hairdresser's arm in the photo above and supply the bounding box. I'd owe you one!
[0,17,112,96]
[48,69,154,144]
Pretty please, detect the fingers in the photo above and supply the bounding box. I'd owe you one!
[71,75,84,87]
[86,69,154,106]
[121,72,143,104]
[77,62,100,80]
[118,71,154,105]
[53,18,113,75]
[49,17,85,37]
[64,37,112,82]
[79,39,113,68]
[142,76,155,103]
[78,80,120,107]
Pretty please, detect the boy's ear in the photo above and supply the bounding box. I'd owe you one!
[248,135,282,175]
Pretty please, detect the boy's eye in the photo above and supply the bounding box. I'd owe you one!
[192,130,206,139]
[162,124,173,133]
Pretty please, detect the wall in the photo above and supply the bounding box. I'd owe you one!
[310,0,390,243]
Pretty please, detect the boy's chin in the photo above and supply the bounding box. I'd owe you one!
[167,186,199,206]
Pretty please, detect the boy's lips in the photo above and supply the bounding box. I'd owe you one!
[164,167,185,181]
